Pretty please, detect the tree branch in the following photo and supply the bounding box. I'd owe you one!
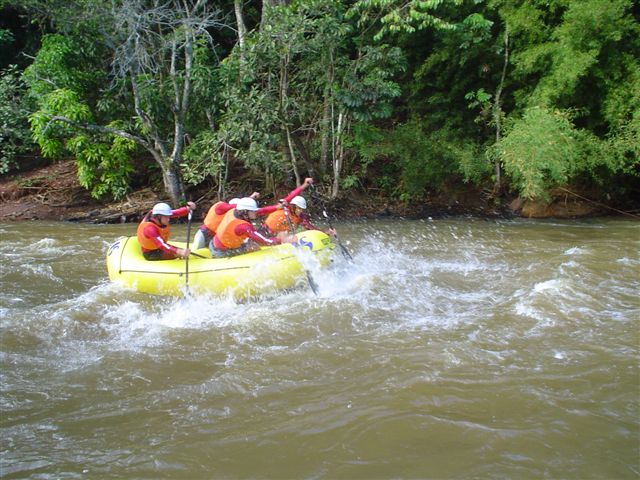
[44,114,151,150]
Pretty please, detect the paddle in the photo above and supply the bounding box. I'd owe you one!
[283,204,319,295]
[310,186,353,262]
[185,209,193,293]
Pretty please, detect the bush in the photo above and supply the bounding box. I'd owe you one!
[0,66,35,173]
[490,107,583,200]
[351,119,478,198]
[492,106,639,200]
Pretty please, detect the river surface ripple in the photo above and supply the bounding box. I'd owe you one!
[1,218,638,479]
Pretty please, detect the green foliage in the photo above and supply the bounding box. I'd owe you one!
[493,103,639,201]
[601,54,640,132]
[29,88,135,199]
[0,65,35,173]
[348,0,462,40]
[22,31,137,198]
[464,88,492,111]
[508,0,639,113]
[0,28,14,46]
[490,107,583,200]
[23,33,106,101]
[216,71,283,173]
[182,131,224,185]
[351,119,476,197]
[71,130,136,199]
[7,0,638,207]
[206,0,406,188]
[336,45,405,122]
[29,88,91,156]
[340,174,361,189]
[606,118,640,176]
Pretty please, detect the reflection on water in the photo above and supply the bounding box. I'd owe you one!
[1,218,639,479]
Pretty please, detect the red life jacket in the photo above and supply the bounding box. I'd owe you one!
[216,210,250,249]
[203,201,228,234]
[136,213,170,251]
[264,209,299,233]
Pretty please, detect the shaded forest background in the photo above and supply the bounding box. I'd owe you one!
[1,0,639,220]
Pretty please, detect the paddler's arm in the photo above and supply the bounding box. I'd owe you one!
[237,223,283,246]
[281,177,313,204]
[143,224,183,257]
[170,201,196,218]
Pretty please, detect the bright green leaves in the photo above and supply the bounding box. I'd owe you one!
[601,56,640,131]
[29,88,92,155]
[510,0,638,109]
[29,88,135,199]
[72,130,135,199]
[22,30,135,199]
[491,107,583,200]
[23,33,106,100]
[465,88,492,110]
[490,0,640,200]
[348,0,462,40]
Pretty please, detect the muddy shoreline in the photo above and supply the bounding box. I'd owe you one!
[0,160,631,223]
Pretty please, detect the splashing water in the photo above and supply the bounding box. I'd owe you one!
[1,218,638,479]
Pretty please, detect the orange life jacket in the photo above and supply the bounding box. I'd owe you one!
[216,209,250,249]
[203,201,228,233]
[264,209,299,233]
[136,214,170,251]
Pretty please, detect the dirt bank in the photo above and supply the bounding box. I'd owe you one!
[0,160,629,223]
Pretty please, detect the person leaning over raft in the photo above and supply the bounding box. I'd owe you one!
[210,197,297,258]
[194,177,315,250]
[137,201,196,260]
[259,188,336,238]
[191,192,260,250]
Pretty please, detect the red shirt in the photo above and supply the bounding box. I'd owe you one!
[140,206,189,254]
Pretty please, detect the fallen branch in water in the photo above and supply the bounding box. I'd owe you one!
[558,187,640,219]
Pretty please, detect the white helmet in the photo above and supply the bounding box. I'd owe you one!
[290,196,307,209]
[235,197,259,211]
[229,198,241,205]
[151,202,173,216]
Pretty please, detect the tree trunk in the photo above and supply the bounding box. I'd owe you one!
[285,126,301,185]
[493,25,509,196]
[292,133,317,179]
[265,167,276,200]
[162,161,186,205]
[331,112,348,199]
[320,49,334,178]
[234,0,246,58]
[218,142,230,200]
[320,94,331,179]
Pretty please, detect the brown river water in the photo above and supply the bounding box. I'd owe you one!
[1,218,638,479]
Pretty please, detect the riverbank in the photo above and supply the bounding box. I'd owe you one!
[1,160,634,223]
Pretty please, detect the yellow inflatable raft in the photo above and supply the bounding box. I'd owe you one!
[106,230,335,298]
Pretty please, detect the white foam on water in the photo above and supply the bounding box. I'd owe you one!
[533,278,566,293]
[4,219,638,384]
[616,257,640,266]
[564,247,587,255]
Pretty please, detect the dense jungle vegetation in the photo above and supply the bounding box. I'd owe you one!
[1,0,638,210]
